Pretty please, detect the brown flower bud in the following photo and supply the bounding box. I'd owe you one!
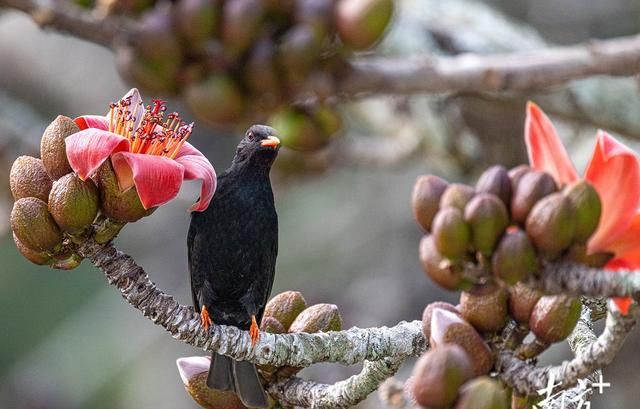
[526,193,577,257]
[263,291,307,331]
[52,253,82,270]
[48,173,99,234]
[530,295,582,344]
[175,0,218,50]
[422,301,459,339]
[440,183,475,211]
[419,235,470,291]
[492,228,537,285]
[184,75,245,126]
[335,0,394,50]
[95,160,154,223]
[476,165,512,208]
[454,376,509,409]
[177,357,248,409]
[221,0,264,58]
[12,232,53,266]
[244,38,280,97]
[430,309,493,376]
[11,197,63,252]
[459,284,508,333]
[40,115,77,179]
[289,303,342,333]
[508,282,542,324]
[411,344,474,409]
[508,165,531,190]
[433,207,471,261]
[563,180,602,243]
[566,243,613,268]
[511,171,557,224]
[464,193,509,257]
[278,25,322,80]
[10,156,53,202]
[115,45,179,96]
[412,175,449,232]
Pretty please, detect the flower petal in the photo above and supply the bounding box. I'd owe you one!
[74,115,109,131]
[176,356,210,386]
[606,212,640,264]
[117,88,144,132]
[111,152,185,209]
[585,131,640,253]
[525,102,579,185]
[605,258,636,315]
[175,142,217,212]
[65,129,130,180]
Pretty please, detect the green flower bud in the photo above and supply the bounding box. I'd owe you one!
[269,108,329,151]
[511,171,557,224]
[440,183,475,211]
[11,197,63,252]
[95,160,153,223]
[12,232,53,266]
[454,376,509,409]
[492,228,537,285]
[476,165,512,208]
[566,243,613,268]
[48,173,99,234]
[52,253,82,270]
[459,284,508,333]
[563,180,602,243]
[278,25,322,84]
[263,291,307,331]
[184,75,246,126]
[433,207,471,261]
[412,175,449,232]
[10,156,53,202]
[336,0,394,50]
[508,282,542,324]
[530,295,582,344]
[289,303,343,333]
[221,0,264,59]
[464,193,509,257]
[419,235,471,291]
[508,165,531,190]
[411,344,474,409]
[312,105,343,139]
[526,193,577,257]
[422,301,459,339]
[40,115,77,179]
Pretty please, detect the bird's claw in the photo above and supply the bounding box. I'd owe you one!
[250,315,260,346]
[200,306,213,332]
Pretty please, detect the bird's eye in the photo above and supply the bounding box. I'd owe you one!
[247,131,255,141]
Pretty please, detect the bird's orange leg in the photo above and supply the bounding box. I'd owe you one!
[249,315,260,346]
[200,306,213,332]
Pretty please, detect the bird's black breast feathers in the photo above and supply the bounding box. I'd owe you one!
[188,170,278,329]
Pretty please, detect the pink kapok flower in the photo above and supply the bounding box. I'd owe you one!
[525,102,640,314]
[66,88,216,212]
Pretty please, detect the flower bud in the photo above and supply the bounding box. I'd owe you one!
[422,301,459,339]
[511,393,534,409]
[95,160,154,223]
[566,243,613,268]
[411,344,474,409]
[464,193,509,257]
[312,105,343,139]
[433,207,471,261]
[175,0,218,50]
[289,303,343,333]
[430,309,493,376]
[440,183,475,211]
[12,232,53,266]
[177,357,247,409]
[525,193,576,257]
[476,165,512,208]
[244,38,280,97]
[10,156,53,202]
[40,115,77,179]
[278,25,322,81]
[221,0,264,59]
[295,0,333,35]
[419,235,470,291]
[52,253,82,270]
[459,284,508,333]
[115,45,179,96]
[563,180,602,243]
[48,173,99,234]
[412,175,449,232]
[508,165,531,189]
[508,282,542,324]
[263,291,307,331]
[184,75,245,126]
[492,228,537,285]
[336,0,394,50]
[530,295,582,344]
[511,171,557,224]
[11,197,63,252]
[454,376,509,409]
[269,108,329,151]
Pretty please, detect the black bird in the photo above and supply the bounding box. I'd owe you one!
[187,125,280,408]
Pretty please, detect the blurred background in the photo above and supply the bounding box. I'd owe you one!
[1,0,640,408]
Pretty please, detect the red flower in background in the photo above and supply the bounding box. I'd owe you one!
[526,102,640,314]
[65,88,216,212]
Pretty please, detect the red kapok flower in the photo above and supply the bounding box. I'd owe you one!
[66,88,216,212]
[525,102,640,314]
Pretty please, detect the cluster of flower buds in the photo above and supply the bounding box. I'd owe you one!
[77,0,393,151]
[9,115,154,269]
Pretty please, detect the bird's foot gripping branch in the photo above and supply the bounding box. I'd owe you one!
[9,96,640,409]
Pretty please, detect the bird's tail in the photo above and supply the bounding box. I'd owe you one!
[207,353,268,408]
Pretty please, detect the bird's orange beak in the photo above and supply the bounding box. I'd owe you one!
[260,136,280,148]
